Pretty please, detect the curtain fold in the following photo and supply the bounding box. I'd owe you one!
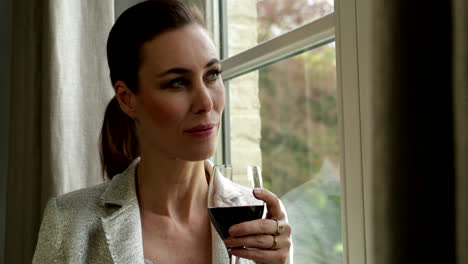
[5,0,114,262]
[453,0,468,263]
[369,1,467,263]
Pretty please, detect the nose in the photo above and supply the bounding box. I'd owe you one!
[191,80,213,114]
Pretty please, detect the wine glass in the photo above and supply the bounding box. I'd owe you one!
[208,165,265,264]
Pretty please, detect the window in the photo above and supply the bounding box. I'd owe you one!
[226,0,334,56]
[229,44,341,264]
[213,1,350,263]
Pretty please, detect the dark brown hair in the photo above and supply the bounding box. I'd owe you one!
[100,0,205,179]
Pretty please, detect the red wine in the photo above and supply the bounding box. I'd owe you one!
[208,205,264,239]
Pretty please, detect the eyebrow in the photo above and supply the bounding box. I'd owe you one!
[157,58,220,77]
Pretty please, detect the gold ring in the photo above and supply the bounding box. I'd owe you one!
[272,219,283,235]
[269,234,277,249]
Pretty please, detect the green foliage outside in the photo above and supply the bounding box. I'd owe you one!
[254,1,343,263]
[260,45,339,196]
[259,43,342,264]
[281,166,342,264]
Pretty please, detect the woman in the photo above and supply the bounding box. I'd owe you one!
[33,0,292,263]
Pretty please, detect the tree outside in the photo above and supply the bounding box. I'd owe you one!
[254,1,342,263]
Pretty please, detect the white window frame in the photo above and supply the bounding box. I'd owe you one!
[209,0,373,263]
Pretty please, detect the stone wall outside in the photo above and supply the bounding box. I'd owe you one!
[227,0,262,186]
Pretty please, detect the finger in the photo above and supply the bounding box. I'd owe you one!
[229,218,291,237]
[225,234,287,249]
[230,247,289,264]
[253,188,285,219]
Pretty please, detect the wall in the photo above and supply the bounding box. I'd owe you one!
[226,0,262,186]
[0,0,12,261]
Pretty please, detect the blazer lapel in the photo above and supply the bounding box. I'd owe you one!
[98,159,253,264]
[100,158,145,264]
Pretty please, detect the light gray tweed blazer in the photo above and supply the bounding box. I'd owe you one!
[32,158,258,264]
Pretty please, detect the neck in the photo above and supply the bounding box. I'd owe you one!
[136,153,209,223]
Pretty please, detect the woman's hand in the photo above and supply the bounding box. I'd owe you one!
[223,188,292,264]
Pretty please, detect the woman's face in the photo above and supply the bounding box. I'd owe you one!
[131,24,225,161]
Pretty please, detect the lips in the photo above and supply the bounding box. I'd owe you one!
[184,123,216,138]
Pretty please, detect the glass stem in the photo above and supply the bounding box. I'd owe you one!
[227,248,240,264]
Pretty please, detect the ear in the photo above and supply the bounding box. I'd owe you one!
[115,80,138,119]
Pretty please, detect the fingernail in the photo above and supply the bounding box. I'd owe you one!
[224,238,232,246]
[229,225,238,235]
[254,188,262,195]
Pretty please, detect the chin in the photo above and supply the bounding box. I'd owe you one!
[176,147,216,162]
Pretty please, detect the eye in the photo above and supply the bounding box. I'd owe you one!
[166,78,188,89]
[206,69,223,82]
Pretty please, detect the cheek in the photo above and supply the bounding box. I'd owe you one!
[140,97,185,126]
[214,84,226,111]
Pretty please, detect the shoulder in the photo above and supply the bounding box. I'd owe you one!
[33,182,113,263]
[48,181,111,221]
[36,182,112,246]
[55,181,109,208]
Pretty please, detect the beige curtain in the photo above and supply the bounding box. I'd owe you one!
[369,0,467,263]
[5,0,114,263]
[453,0,468,263]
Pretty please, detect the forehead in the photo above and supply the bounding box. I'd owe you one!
[140,24,217,71]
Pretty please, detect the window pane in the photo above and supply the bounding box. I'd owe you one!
[227,42,342,264]
[227,0,334,56]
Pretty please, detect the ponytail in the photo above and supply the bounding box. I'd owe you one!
[101,0,206,179]
[100,97,139,179]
